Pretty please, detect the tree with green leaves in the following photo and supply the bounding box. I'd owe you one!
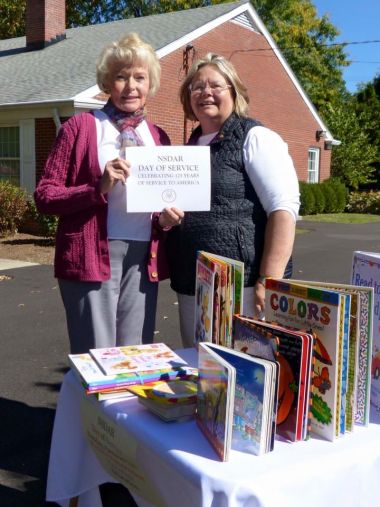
[0,0,26,39]
[251,0,349,111]
[323,99,378,190]
[352,74,380,188]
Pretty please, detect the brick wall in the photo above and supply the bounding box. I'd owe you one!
[148,20,331,182]
[35,20,331,183]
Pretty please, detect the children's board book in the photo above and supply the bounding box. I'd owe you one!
[194,253,217,344]
[89,343,187,377]
[138,397,197,422]
[291,279,374,428]
[351,251,380,423]
[127,376,198,405]
[202,252,244,316]
[233,315,314,442]
[264,278,345,441]
[128,377,198,422]
[276,283,350,437]
[68,353,191,394]
[96,389,135,401]
[195,251,244,347]
[197,342,278,461]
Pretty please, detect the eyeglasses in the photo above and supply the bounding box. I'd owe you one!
[189,82,232,95]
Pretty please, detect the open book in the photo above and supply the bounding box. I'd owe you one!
[196,342,278,461]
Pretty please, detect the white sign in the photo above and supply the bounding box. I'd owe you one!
[125,145,211,212]
[80,396,166,506]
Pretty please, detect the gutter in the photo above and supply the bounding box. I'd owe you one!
[52,108,61,134]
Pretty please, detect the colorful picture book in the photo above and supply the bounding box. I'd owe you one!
[69,353,154,392]
[89,343,187,376]
[351,251,380,423]
[264,278,345,441]
[196,342,278,461]
[194,251,244,347]
[233,315,314,442]
[291,278,374,428]
[194,254,216,344]
[127,376,198,422]
[69,346,190,396]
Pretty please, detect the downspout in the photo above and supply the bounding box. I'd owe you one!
[52,108,61,135]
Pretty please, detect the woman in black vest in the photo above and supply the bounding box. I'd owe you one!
[166,53,300,347]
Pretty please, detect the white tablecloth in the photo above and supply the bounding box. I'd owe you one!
[47,348,380,507]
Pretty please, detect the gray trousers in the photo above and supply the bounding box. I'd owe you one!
[59,239,158,354]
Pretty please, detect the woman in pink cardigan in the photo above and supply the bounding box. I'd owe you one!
[34,33,182,353]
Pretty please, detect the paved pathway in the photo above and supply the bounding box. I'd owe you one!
[0,259,39,270]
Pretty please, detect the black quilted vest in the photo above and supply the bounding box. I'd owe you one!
[166,113,268,295]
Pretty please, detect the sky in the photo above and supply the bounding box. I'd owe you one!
[313,0,380,92]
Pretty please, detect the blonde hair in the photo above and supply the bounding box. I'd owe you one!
[96,33,161,96]
[180,53,250,121]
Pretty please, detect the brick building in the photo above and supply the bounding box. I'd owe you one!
[0,0,338,195]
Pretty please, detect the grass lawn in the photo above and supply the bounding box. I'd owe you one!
[300,213,380,224]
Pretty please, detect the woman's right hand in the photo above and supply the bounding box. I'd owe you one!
[159,207,184,228]
[100,157,131,194]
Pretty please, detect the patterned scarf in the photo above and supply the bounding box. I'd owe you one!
[102,99,146,152]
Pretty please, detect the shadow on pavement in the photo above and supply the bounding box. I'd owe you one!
[0,397,57,507]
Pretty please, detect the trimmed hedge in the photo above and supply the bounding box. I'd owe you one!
[299,178,347,215]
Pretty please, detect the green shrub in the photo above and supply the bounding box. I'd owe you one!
[20,198,58,238]
[300,179,348,215]
[309,184,326,214]
[324,177,347,212]
[321,181,338,213]
[0,181,28,236]
[346,191,380,214]
[299,182,316,215]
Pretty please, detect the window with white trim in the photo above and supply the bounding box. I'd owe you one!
[307,148,320,183]
[0,126,20,185]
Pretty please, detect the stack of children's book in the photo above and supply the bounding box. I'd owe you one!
[264,277,373,440]
[194,251,244,348]
[194,251,376,461]
[69,343,192,401]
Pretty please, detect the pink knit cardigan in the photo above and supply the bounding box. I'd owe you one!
[34,112,171,282]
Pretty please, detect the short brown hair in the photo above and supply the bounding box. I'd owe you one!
[180,53,250,121]
[96,33,161,96]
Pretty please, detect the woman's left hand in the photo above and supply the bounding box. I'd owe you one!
[159,207,184,228]
[253,281,265,319]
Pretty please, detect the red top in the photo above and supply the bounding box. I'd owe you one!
[34,111,170,282]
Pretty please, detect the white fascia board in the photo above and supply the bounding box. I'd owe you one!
[0,87,105,112]
[73,85,106,108]
[0,99,73,109]
[156,2,249,58]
